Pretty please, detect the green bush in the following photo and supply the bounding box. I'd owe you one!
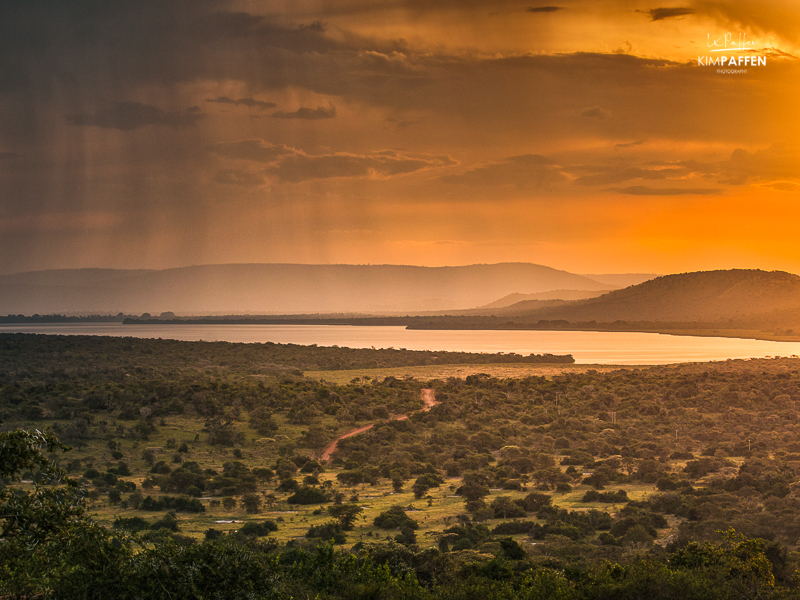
[374,506,419,530]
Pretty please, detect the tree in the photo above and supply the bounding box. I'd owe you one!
[336,470,363,487]
[252,467,275,483]
[459,481,490,503]
[287,486,329,505]
[500,537,527,560]
[0,426,130,597]
[328,503,363,530]
[306,521,347,544]
[238,521,277,536]
[241,493,262,514]
[669,529,776,597]
[373,506,419,530]
[521,492,552,512]
[249,407,278,435]
[205,417,242,447]
[490,496,526,519]
[1,428,85,547]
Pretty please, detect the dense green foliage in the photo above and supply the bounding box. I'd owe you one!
[0,332,571,375]
[5,333,800,597]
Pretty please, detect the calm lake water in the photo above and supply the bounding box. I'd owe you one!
[2,323,799,365]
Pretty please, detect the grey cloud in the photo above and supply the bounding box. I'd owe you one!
[299,21,327,33]
[722,145,800,184]
[570,143,800,192]
[209,139,289,162]
[639,7,695,21]
[0,5,346,98]
[0,2,711,139]
[612,186,720,195]
[527,6,564,13]
[580,106,611,120]
[66,102,203,130]
[214,169,266,186]
[205,97,277,109]
[267,150,455,182]
[386,118,421,128]
[761,181,800,192]
[272,104,337,120]
[694,2,800,44]
[682,144,800,186]
[441,154,568,190]
[615,140,646,149]
[574,166,687,186]
[196,12,339,53]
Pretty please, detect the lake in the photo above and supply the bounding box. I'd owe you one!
[1,323,799,365]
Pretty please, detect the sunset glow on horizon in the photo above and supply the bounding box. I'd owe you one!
[1,0,799,275]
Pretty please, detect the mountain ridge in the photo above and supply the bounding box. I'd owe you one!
[0,262,616,315]
[475,269,800,326]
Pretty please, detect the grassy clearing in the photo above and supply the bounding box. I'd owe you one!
[77,422,691,550]
[304,363,636,384]
[19,404,698,551]
[15,401,729,553]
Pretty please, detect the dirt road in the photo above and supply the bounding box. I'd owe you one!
[319,388,436,462]
[319,424,375,462]
[421,388,438,411]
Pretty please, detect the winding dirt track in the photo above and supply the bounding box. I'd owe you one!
[319,424,375,462]
[421,388,438,410]
[319,388,437,462]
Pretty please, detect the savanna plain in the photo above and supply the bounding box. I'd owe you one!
[3,332,800,598]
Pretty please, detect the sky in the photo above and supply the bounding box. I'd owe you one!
[1,0,799,276]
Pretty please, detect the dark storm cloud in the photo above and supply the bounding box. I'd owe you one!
[441,155,568,190]
[66,102,203,131]
[0,1,709,144]
[267,150,455,182]
[0,3,345,100]
[272,105,337,120]
[527,6,564,13]
[612,186,720,195]
[205,97,277,109]
[209,140,289,162]
[638,7,696,21]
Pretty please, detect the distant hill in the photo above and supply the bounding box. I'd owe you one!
[509,269,800,325]
[580,273,659,287]
[0,263,615,315]
[479,289,609,309]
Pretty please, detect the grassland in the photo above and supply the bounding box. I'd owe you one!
[304,363,631,384]
[5,333,800,567]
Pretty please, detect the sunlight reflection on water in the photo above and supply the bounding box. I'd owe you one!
[2,323,799,365]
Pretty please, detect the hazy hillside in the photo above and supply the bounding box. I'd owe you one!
[0,263,615,315]
[479,289,609,309]
[580,273,659,287]
[512,269,800,324]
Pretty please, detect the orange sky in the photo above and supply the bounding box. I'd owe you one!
[0,0,799,275]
